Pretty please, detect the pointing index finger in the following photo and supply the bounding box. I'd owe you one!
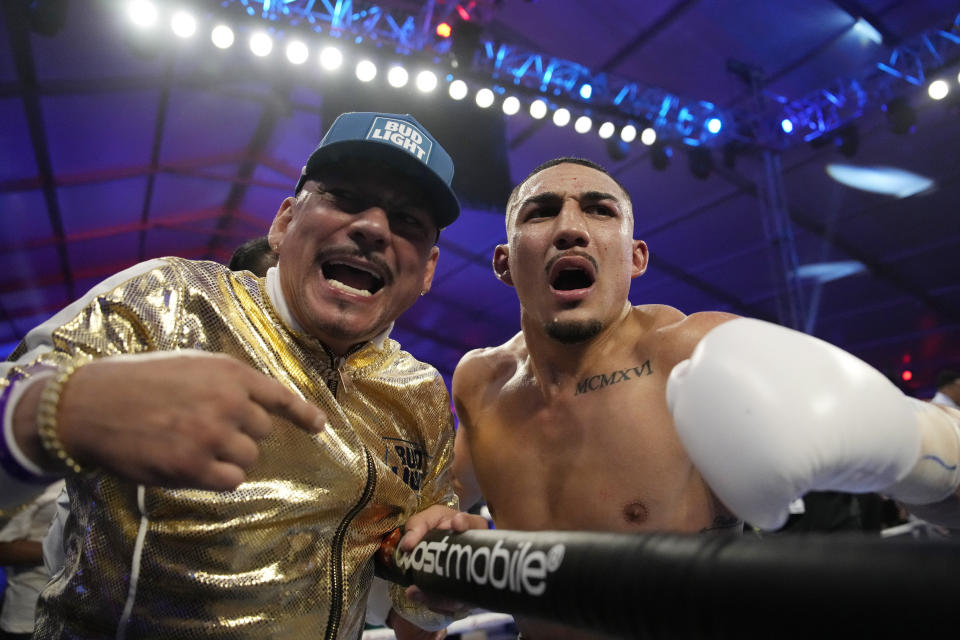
[248,375,326,434]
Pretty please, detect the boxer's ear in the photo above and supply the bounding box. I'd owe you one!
[493,244,514,286]
[631,239,649,279]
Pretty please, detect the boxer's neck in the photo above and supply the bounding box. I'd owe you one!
[520,302,636,395]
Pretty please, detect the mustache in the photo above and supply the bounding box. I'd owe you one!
[315,245,395,286]
[544,250,599,276]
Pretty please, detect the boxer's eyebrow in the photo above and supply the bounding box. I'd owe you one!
[521,191,620,207]
[579,190,620,204]
[521,192,563,208]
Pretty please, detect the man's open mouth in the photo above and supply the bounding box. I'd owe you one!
[322,260,385,297]
[548,255,597,291]
[552,268,594,290]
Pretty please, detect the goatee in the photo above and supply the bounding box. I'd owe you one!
[545,319,603,343]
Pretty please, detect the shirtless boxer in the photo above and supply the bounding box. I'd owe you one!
[451,158,960,639]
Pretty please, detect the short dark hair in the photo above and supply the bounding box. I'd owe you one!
[506,156,633,224]
[229,236,277,277]
[936,370,960,389]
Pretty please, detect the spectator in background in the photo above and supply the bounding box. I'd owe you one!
[228,235,278,277]
[0,481,64,640]
[932,370,960,409]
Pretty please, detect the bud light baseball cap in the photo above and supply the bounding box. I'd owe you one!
[295,112,460,229]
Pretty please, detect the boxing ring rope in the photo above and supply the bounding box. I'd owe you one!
[375,528,957,639]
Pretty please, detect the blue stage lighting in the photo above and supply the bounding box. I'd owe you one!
[781,118,794,134]
[579,84,592,100]
[706,117,722,134]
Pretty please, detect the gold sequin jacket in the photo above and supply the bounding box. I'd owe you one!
[5,258,457,639]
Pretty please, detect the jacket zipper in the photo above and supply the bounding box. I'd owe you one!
[321,343,363,396]
[323,448,377,640]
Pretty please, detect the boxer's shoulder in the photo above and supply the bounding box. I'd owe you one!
[453,334,525,400]
[650,309,739,363]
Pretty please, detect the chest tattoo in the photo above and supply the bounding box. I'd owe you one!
[575,360,653,395]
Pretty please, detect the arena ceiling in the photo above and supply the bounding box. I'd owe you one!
[2,0,959,397]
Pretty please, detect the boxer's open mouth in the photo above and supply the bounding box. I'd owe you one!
[548,255,596,291]
[551,268,594,291]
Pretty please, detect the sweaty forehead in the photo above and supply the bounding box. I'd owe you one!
[509,163,630,222]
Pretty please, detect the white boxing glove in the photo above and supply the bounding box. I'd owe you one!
[666,318,960,530]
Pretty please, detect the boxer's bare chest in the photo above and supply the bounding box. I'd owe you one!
[468,348,722,534]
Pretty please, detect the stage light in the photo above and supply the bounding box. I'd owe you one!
[436,22,452,38]
[901,370,913,382]
[928,79,949,100]
[852,17,883,45]
[249,32,273,57]
[502,96,520,115]
[620,124,637,143]
[579,84,593,100]
[529,99,548,119]
[286,41,309,65]
[598,122,615,139]
[796,261,867,283]
[553,108,571,127]
[651,143,671,171]
[319,46,342,70]
[127,0,157,27]
[356,59,377,82]
[882,96,916,135]
[170,11,196,38]
[449,79,468,100]
[416,70,438,92]
[688,146,713,179]
[388,66,409,88]
[706,117,722,134]
[475,88,495,108]
[781,118,794,134]
[826,164,933,198]
[574,116,592,134]
[211,24,234,49]
[640,127,656,146]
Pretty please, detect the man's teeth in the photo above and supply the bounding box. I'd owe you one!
[328,279,372,297]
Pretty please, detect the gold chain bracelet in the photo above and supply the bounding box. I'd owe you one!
[36,362,86,474]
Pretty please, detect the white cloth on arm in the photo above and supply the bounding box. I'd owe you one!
[41,485,70,577]
[0,480,65,633]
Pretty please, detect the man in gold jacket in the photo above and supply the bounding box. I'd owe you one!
[0,112,481,639]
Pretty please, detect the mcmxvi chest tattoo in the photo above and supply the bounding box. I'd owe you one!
[575,360,653,395]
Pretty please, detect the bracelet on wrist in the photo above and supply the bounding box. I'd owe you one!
[36,362,86,474]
